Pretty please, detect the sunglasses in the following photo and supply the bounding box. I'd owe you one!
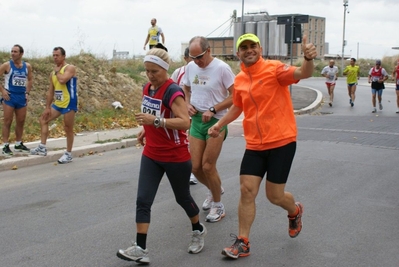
[189,49,207,60]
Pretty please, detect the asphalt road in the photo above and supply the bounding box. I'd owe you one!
[0,77,398,267]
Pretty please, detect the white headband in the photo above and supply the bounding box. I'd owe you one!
[144,55,169,70]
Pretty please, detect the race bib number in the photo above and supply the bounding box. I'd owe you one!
[55,90,63,101]
[151,36,158,40]
[12,75,27,87]
[141,95,161,116]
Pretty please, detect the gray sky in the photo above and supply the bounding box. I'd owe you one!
[1,0,398,60]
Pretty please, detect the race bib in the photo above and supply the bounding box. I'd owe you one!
[12,75,27,87]
[55,90,63,101]
[396,79,399,85]
[151,36,158,40]
[141,95,161,117]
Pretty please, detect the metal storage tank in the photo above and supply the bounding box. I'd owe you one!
[233,22,244,55]
[256,21,269,57]
[278,24,288,57]
[245,21,257,34]
[268,20,279,57]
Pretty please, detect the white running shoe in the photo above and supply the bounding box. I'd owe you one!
[30,145,47,156]
[58,152,73,164]
[189,173,198,185]
[372,108,377,113]
[202,191,213,211]
[205,203,226,223]
[117,242,150,263]
[202,187,224,211]
[188,223,207,254]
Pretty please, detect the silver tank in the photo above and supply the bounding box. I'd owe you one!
[278,24,288,57]
[268,20,279,57]
[245,21,257,34]
[256,21,269,57]
[233,22,244,55]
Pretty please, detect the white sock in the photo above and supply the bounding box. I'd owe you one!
[213,201,223,207]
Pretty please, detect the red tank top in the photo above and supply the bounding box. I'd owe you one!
[141,79,190,162]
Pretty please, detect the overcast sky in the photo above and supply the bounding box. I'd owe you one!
[1,0,398,61]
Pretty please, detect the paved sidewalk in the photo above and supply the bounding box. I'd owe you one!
[0,85,322,171]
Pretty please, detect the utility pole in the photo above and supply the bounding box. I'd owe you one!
[341,0,349,76]
[241,0,245,34]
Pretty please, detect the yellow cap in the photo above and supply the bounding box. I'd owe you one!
[236,33,261,50]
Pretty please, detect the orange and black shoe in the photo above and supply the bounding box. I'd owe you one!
[221,234,250,259]
[288,202,304,238]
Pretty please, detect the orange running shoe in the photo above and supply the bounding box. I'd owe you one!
[288,202,304,238]
[221,234,250,259]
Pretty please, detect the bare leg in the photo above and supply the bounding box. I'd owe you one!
[63,111,76,152]
[238,175,262,238]
[14,106,27,141]
[2,103,14,143]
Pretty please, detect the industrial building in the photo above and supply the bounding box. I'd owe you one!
[183,11,326,60]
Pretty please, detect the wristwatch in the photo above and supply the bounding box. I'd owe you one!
[153,117,161,128]
[209,107,217,114]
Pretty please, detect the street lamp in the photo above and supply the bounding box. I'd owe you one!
[341,0,349,75]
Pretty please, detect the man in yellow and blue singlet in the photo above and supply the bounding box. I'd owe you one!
[143,18,165,50]
[30,47,78,164]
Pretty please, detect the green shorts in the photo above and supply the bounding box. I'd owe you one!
[190,112,228,141]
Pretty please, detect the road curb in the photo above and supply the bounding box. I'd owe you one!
[294,85,323,115]
[0,138,138,172]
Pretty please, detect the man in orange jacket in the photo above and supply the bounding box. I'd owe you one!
[209,33,317,259]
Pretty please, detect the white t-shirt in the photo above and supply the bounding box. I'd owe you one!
[171,66,186,88]
[183,58,235,119]
[321,65,339,83]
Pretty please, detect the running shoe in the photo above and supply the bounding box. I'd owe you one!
[14,142,29,152]
[372,108,377,113]
[349,99,352,105]
[2,144,13,156]
[117,242,150,263]
[58,152,73,164]
[379,103,383,110]
[189,173,198,185]
[205,203,225,222]
[30,145,47,156]
[202,187,225,211]
[222,234,250,259]
[202,191,213,211]
[328,102,332,107]
[396,109,399,114]
[351,102,354,107]
[188,223,207,254]
[288,202,304,238]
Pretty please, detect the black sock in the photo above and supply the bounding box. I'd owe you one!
[136,233,147,250]
[192,221,203,232]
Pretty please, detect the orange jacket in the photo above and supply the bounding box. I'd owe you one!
[234,58,298,150]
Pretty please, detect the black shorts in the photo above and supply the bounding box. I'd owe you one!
[239,142,296,184]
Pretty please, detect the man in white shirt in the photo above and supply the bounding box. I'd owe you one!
[183,36,235,223]
[321,60,338,107]
[171,47,198,185]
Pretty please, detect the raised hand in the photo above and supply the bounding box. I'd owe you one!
[302,35,317,60]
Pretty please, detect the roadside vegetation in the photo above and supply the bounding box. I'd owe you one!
[0,50,398,143]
